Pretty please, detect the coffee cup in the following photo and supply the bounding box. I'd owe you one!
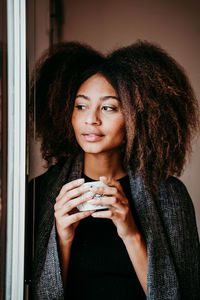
[77,181,110,211]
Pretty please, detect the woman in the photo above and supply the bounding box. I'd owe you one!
[29,41,200,299]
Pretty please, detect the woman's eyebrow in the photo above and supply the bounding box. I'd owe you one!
[101,96,120,101]
[75,94,120,101]
[75,94,89,100]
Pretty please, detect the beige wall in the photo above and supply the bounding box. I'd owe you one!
[29,0,200,235]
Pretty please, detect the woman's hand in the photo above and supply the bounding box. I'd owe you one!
[54,178,95,246]
[89,176,139,241]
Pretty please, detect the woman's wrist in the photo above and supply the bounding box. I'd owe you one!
[57,235,74,249]
[122,230,144,246]
[56,228,74,248]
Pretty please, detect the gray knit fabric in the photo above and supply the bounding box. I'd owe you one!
[32,153,200,299]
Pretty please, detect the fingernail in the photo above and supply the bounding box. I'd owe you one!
[87,199,95,204]
[100,176,107,181]
[77,178,85,184]
[82,184,89,190]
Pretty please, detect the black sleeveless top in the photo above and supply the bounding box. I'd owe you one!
[65,175,146,300]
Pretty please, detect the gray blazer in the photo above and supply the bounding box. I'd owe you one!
[31,153,200,299]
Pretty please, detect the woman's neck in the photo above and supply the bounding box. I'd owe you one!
[83,152,127,180]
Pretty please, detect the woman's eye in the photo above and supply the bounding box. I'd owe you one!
[75,105,86,110]
[102,106,117,111]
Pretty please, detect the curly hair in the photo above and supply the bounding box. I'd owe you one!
[105,41,199,195]
[30,40,199,195]
[29,42,105,163]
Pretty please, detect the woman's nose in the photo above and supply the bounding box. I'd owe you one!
[85,109,101,125]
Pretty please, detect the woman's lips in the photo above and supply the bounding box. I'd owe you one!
[82,133,104,142]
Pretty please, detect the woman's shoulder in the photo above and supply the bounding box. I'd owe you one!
[158,175,196,215]
[160,175,188,194]
[160,175,189,196]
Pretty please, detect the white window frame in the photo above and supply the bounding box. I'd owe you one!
[6,0,26,299]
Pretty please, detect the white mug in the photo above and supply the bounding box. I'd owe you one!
[77,181,110,211]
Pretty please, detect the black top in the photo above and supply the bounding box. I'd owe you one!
[65,175,146,300]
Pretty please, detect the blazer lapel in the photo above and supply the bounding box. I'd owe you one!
[128,170,180,299]
[33,153,83,299]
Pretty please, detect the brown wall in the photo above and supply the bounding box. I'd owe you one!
[28,0,200,234]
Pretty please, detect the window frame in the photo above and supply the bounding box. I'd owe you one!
[6,0,26,299]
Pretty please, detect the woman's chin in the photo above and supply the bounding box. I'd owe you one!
[82,147,104,154]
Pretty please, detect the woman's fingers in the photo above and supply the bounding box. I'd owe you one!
[57,178,85,200]
[55,180,96,245]
[64,191,94,213]
[57,210,96,228]
[91,209,114,219]
[90,176,125,198]
[88,195,128,209]
[55,181,91,209]
[89,177,128,210]
[90,185,118,197]
[100,176,124,193]
[55,191,94,217]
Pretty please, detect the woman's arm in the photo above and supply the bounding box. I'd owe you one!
[54,178,95,286]
[122,231,147,294]
[57,237,73,288]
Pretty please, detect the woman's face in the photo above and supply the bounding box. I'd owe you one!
[72,74,125,155]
